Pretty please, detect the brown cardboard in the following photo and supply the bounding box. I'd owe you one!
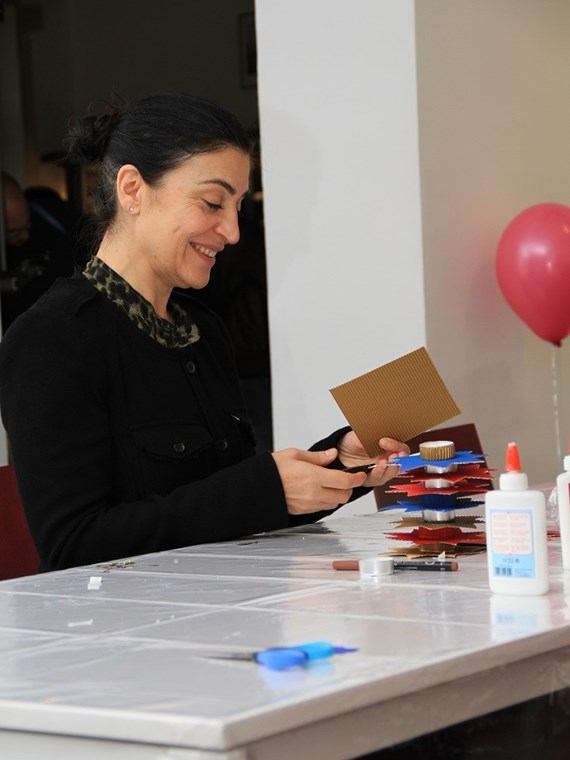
[329,347,461,457]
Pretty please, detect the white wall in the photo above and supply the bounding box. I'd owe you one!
[257,0,570,505]
[256,1,426,517]
[416,0,570,485]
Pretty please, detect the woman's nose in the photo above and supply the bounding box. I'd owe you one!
[218,209,241,245]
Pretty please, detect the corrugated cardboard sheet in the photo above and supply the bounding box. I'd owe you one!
[330,347,461,457]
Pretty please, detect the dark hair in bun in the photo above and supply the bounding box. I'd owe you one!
[65,90,252,242]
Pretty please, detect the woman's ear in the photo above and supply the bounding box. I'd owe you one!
[116,164,142,215]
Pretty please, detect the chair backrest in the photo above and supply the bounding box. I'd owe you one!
[0,465,40,580]
[374,422,490,510]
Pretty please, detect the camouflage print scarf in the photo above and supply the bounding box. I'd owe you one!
[83,256,200,348]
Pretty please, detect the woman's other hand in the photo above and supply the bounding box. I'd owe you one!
[337,432,410,487]
[271,448,368,515]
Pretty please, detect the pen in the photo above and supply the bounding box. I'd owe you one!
[394,559,458,571]
[332,558,458,572]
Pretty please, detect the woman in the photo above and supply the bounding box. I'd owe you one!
[0,91,408,571]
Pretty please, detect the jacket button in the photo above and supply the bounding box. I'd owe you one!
[173,442,186,454]
[216,439,229,451]
[185,360,196,374]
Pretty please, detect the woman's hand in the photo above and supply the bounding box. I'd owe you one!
[337,431,410,487]
[271,448,368,515]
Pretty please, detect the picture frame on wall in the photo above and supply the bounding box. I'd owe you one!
[238,12,257,89]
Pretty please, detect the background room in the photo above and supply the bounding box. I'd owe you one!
[1,0,569,511]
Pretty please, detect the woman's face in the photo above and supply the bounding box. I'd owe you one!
[136,147,251,290]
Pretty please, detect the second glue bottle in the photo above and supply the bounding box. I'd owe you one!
[485,442,549,596]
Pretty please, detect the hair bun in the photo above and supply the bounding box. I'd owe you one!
[64,104,123,164]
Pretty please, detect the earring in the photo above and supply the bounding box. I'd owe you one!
[128,206,135,213]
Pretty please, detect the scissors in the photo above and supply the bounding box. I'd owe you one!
[193,640,357,671]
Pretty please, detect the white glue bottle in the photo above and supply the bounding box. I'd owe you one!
[485,442,548,596]
[556,447,570,570]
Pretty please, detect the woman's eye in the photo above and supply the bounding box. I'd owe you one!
[204,200,223,211]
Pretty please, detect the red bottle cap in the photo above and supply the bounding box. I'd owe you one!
[505,442,522,473]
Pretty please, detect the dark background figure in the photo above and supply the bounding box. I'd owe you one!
[192,206,273,451]
[1,171,85,331]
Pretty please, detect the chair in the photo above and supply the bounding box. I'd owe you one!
[374,422,489,510]
[0,465,40,580]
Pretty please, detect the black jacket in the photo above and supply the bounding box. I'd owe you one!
[0,275,361,571]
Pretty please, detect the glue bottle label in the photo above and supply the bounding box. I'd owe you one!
[488,508,536,579]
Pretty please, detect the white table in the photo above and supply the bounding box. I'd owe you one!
[0,507,569,759]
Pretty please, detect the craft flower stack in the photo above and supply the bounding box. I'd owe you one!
[380,440,493,558]
[387,440,493,521]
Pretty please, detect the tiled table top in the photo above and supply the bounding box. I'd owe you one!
[0,508,569,759]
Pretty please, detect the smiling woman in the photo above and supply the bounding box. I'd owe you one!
[98,147,251,314]
[0,90,409,572]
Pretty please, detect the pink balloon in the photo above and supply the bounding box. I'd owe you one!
[496,203,570,346]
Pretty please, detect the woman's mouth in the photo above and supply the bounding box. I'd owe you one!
[191,243,217,259]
